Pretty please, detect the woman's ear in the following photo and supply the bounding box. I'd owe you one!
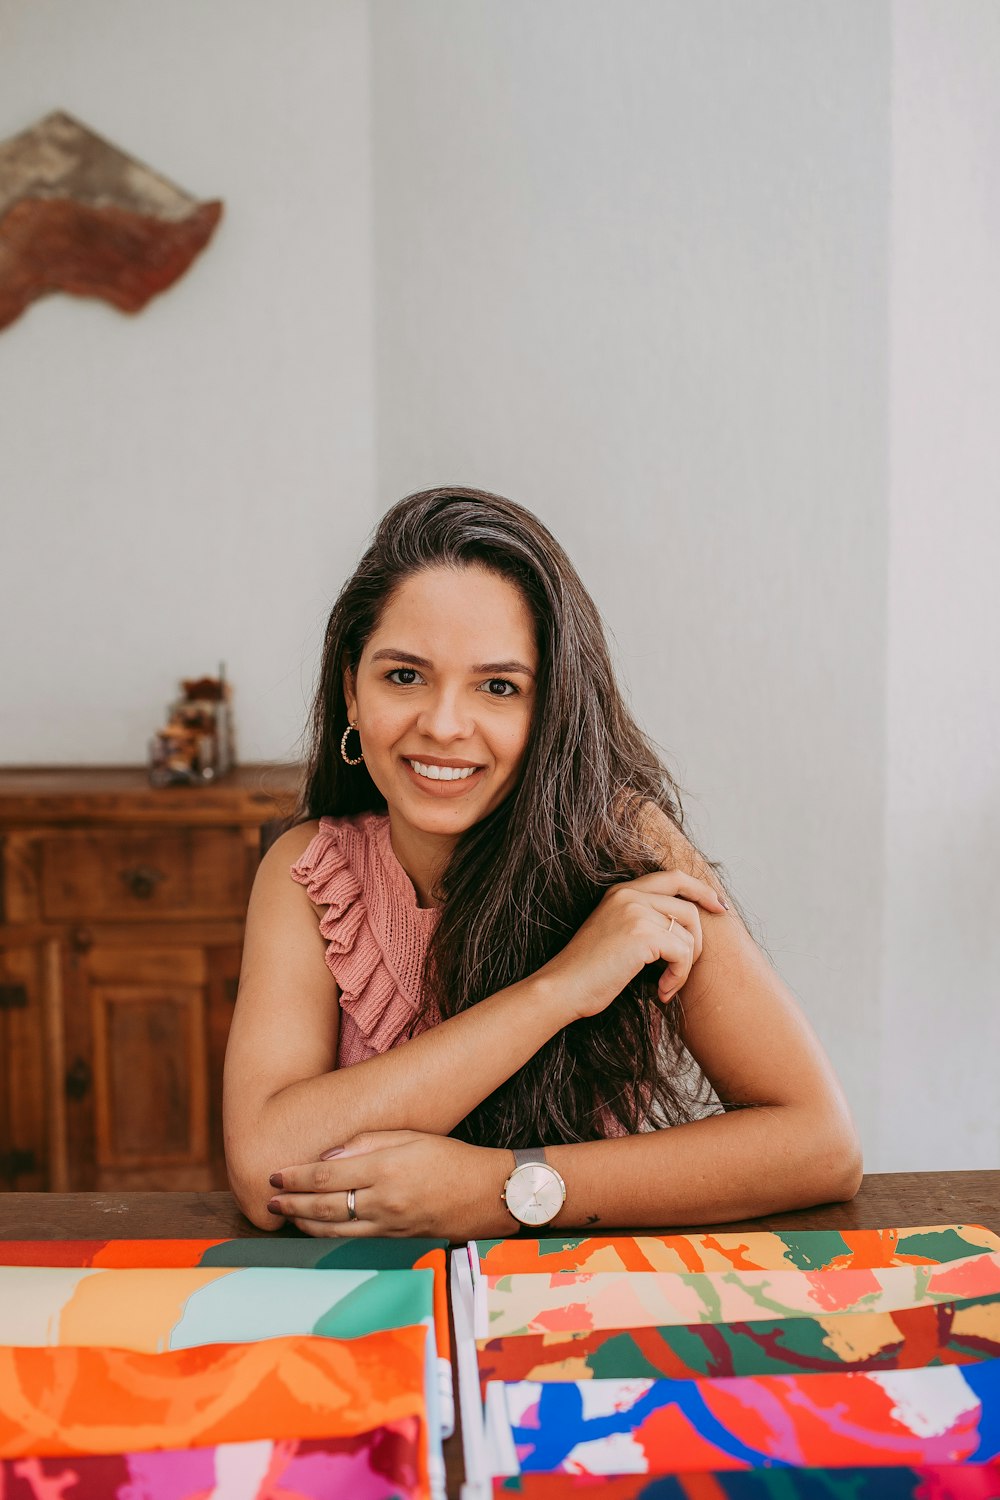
[341,657,357,721]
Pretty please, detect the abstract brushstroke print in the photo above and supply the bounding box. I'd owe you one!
[0,1237,450,1360]
[0,1236,447,1270]
[483,1254,1000,1338]
[478,1293,1000,1384]
[476,1226,1000,1277]
[0,1265,434,1350]
[494,1358,1000,1474]
[0,1328,429,1459]
[0,1423,424,1500]
[492,1464,1000,1498]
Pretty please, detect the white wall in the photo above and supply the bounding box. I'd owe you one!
[370,0,890,1155]
[881,1,1000,1168]
[0,0,377,764]
[3,1,996,1170]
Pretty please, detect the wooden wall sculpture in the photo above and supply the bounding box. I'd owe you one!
[0,112,223,331]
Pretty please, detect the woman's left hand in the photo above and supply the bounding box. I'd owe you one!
[265,1130,513,1240]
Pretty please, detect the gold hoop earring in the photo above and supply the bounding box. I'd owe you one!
[340,721,364,766]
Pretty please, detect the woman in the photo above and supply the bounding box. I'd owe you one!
[224,487,861,1236]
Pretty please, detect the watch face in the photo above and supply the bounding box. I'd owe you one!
[505,1162,565,1226]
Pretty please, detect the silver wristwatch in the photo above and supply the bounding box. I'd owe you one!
[501,1146,567,1228]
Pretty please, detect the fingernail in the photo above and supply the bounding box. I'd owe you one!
[268,1172,283,1189]
[320,1146,344,1160]
[266,1199,285,1216]
[719,898,730,910]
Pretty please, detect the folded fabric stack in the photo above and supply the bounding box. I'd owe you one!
[453,1224,1000,1499]
[0,1235,452,1500]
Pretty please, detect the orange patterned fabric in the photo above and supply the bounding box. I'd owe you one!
[0,1327,427,1460]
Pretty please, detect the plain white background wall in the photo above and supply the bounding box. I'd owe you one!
[371,1,889,1158]
[0,0,377,765]
[881,0,1000,1169]
[1,2,996,1170]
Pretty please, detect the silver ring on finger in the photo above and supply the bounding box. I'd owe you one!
[346,1187,358,1221]
[666,915,676,934]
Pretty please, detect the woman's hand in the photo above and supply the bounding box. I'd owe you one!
[540,870,728,1022]
[265,1131,512,1240]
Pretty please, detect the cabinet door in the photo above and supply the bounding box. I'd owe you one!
[0,942,47,1188]
[0,946,47,1190]
[69,942,216,1191]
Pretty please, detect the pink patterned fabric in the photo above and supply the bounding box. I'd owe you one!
[290,813,440,1066]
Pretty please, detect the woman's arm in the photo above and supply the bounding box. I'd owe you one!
[269,902,861,1239]
[226,828,563,1224]
[266,816,861,1238]
[226,821,725,1227]
[542,909,863,1225]
[224,824,591,1226]
[539,811,863,1224]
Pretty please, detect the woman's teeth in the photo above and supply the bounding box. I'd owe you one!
[407,760,480,781]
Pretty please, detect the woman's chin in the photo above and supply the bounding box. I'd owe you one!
[392,784,498,836]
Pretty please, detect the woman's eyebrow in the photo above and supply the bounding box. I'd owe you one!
[370,648,536,679]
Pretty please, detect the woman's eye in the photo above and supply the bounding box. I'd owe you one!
[386,668,420,685]
[484,678,518,697]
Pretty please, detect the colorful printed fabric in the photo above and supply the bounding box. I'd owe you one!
[0,1235,446,1269]
[0,1236,454,1439]
[474,1226,1000,1277]
[0,1327,429,1459]
[0,1236,450,1356]
[485,1358,1000,1475]
[0,1423,423,1500]
[477,1291,1000,1385]
[0,1264,434,1351]
[492,1466,1000,1498]
[480,1254,1000,1338]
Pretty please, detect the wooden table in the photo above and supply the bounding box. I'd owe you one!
[4,1170,998,1239]
[3,1171,999,1496]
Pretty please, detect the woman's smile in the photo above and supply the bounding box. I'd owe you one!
[402,756,487,795]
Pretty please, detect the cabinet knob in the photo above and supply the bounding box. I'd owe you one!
[120,865,165,900]
[71,927,93,953]
[65,1057,92,1101]
[0,1148,36,1181]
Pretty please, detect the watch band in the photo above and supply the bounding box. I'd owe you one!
[512,1147,547,1169]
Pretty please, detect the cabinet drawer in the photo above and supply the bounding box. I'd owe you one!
[39,829,248,920]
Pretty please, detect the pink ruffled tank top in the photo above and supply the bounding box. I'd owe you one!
[290,811,635,1136]
[290,812,440,1066]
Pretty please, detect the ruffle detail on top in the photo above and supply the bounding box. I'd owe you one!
[290,812,438,1059]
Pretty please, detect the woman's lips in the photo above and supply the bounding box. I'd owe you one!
[401,758,486,797]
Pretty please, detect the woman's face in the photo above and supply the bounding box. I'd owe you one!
[343,564,539,839]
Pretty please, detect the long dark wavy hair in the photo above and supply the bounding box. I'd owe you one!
[299,487,725,1148]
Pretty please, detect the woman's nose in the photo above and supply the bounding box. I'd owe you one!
[416,690,474,740]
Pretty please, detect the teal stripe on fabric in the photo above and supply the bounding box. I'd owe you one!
[197,1236,446,1269]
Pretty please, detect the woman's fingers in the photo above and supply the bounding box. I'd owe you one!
[630,869,728,911]
[628,892,704,997]
[269,1188,358,1224]
[269,1130,425,1194]
[268,1155,376,1194]
[657,925,697,999]
[608,886,705,964]
[649,894,704,960]
[287,1215,374,1238]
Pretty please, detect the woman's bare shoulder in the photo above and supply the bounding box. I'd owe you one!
[265,818,323,862]
[249,819,324,902]
[631,797,707,876]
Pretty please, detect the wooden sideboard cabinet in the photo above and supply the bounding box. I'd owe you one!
[0,766,301,1194]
